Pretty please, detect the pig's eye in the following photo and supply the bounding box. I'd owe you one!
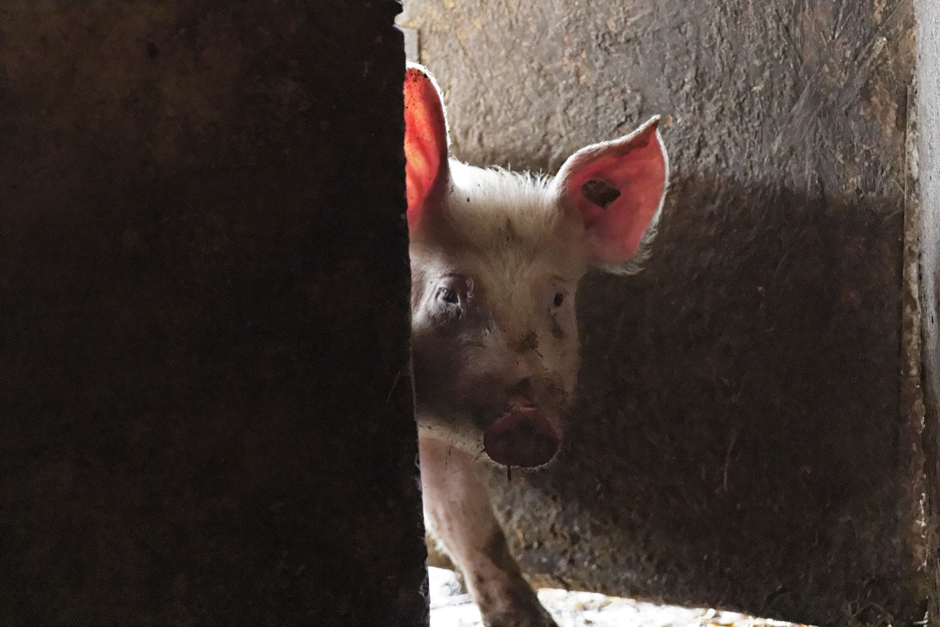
[553,293,565,308]
[439,287,459,305]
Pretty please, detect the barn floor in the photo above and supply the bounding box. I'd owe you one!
[429,568,810,627]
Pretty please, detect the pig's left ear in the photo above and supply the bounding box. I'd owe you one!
[404,63,450,231]
[552,116,669,273]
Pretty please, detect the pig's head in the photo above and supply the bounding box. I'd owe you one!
[404,64,668,469]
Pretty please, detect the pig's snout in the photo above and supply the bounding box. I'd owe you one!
[482,405,560,468]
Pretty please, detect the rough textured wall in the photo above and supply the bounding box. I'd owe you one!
[400,1,924,625]
[916,0,940,623]
[0,1,426,625]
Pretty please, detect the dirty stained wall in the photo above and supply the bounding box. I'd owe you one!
[400,1,925,625]
[0,1,426,625]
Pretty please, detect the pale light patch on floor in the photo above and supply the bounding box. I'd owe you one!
[429,567,811,627]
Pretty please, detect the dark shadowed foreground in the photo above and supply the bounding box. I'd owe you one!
[0,2,426,625]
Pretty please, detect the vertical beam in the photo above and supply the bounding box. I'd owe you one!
[916,0,940,623]
[0,1,426,624]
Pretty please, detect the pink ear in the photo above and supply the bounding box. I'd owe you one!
[553,116,668,265]
[404,64,449,230]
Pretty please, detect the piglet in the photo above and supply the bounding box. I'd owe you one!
[404,64,669,627]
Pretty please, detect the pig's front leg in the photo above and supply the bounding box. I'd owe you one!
[420,436,558,627]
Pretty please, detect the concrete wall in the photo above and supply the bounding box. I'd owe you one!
[916,0,940,623]
[0,1,426,625]
[400,1,926,624]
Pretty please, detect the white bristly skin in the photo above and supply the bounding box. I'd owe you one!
[405,63,668,627]
[410,160,587,456]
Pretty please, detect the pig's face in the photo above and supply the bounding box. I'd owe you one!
[404,65,668,469]
[409,164,588,467]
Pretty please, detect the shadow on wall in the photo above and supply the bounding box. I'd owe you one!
[485,172,915,626]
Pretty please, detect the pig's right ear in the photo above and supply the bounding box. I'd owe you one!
[404,63,449,231]
[553,116,668,275]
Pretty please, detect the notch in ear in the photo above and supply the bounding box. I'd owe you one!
[404,63,449,231]
[553,116,669,272]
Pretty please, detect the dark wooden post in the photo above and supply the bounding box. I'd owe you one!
[0,2,426,625]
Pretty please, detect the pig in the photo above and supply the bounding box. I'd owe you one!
[404,63,669,627]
